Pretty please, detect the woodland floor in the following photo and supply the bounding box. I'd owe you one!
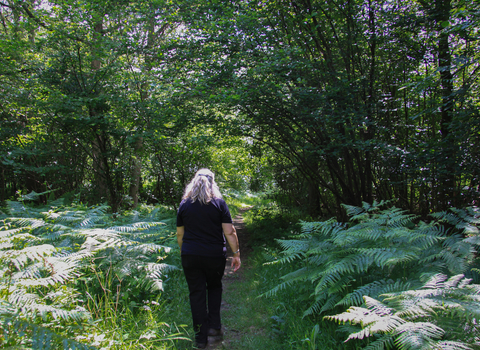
[204,207,257,349]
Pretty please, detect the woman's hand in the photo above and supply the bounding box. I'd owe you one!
[231,255,241,272]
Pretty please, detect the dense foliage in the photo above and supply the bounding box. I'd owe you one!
[1,0,480,217]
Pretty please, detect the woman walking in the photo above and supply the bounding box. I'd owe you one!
[176,169,241,349]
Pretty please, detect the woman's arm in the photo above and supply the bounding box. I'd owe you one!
[176,226,184,250]
[222,223,241,272]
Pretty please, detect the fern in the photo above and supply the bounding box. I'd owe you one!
[1,317,96,350]
[1,200,179,349]
[264,201,480,349]
[337,279,412,308]
[326,274,480,349]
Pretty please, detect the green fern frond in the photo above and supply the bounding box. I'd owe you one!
[31,303,89,322]
[306,240,337,256]
[464,235,480,245]
[117,242,172,256]
[303,292,328,316]
[322,254,375,277]
[380,207,416,226]
[325,306,384,327]
[433,341,473,350]
[145,262,178,279]
[431,211,461,226]
[431,207,480,236]
[0,227,28,239]
[264,252,304,265]
[279,266,314,285]
[343,226,385,241]
[142,263,179,292]
[361,247,420,266]
[331,230,364,246]
[8,289,41,308]
[7,217,46,229]
[394,322,445,349]
[260,279,299,298]
[79,228,120,241]
[277,239,310,253]
[6,201,29,217]
[342,201,392,221]
[319,294,342,314]
[301,219,340,237]
[19,190,57,202]
[343,204,369,220]
[36,223,72,235]
[0,298,16,315]
[16,259,79,287]
[338,279,412,308]
[13,262,43,281]
[108,221,166,233]
[451,207,480,224]
[3,318,96,350]
[362,334,396,350]
[130,210,141,222]
[408,225,446,249]
[7,244,57,269]
[45,210,85,224]
[326,274,357,296]
[438,249,470,275]
[314,269,343,294]
[1,202,180,350]
[45,205,108,229]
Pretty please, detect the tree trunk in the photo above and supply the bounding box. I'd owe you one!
[89,16,118,210]
[129,136,143,208]
[0,165,5,202]
[128,15,158,208]
[435,0,455,209]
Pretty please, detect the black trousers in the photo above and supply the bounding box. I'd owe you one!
[181,255,226,343]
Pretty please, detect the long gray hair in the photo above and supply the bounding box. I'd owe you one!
[182,168,222,204]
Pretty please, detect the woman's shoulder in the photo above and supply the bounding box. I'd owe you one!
[211,197,229,209]
[211,197,226,204]
[179,198,193,207]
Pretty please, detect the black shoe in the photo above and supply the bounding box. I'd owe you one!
[207,328,223,337]
[194,341,207,349]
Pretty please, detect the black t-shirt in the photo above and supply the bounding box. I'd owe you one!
[176,197,233,257]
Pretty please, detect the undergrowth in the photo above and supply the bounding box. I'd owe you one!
[0,190,272,349]
[260,201,480,349]
[241,202,354,350]
[0,194,187,349]
[5,192,477,349]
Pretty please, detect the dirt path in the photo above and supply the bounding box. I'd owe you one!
[206,207,252,349]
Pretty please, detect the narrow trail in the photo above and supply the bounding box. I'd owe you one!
[206,207,253,349]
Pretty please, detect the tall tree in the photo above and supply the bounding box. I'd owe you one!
[172,0,480,216]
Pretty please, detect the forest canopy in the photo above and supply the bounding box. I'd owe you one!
[1,0,479,218]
